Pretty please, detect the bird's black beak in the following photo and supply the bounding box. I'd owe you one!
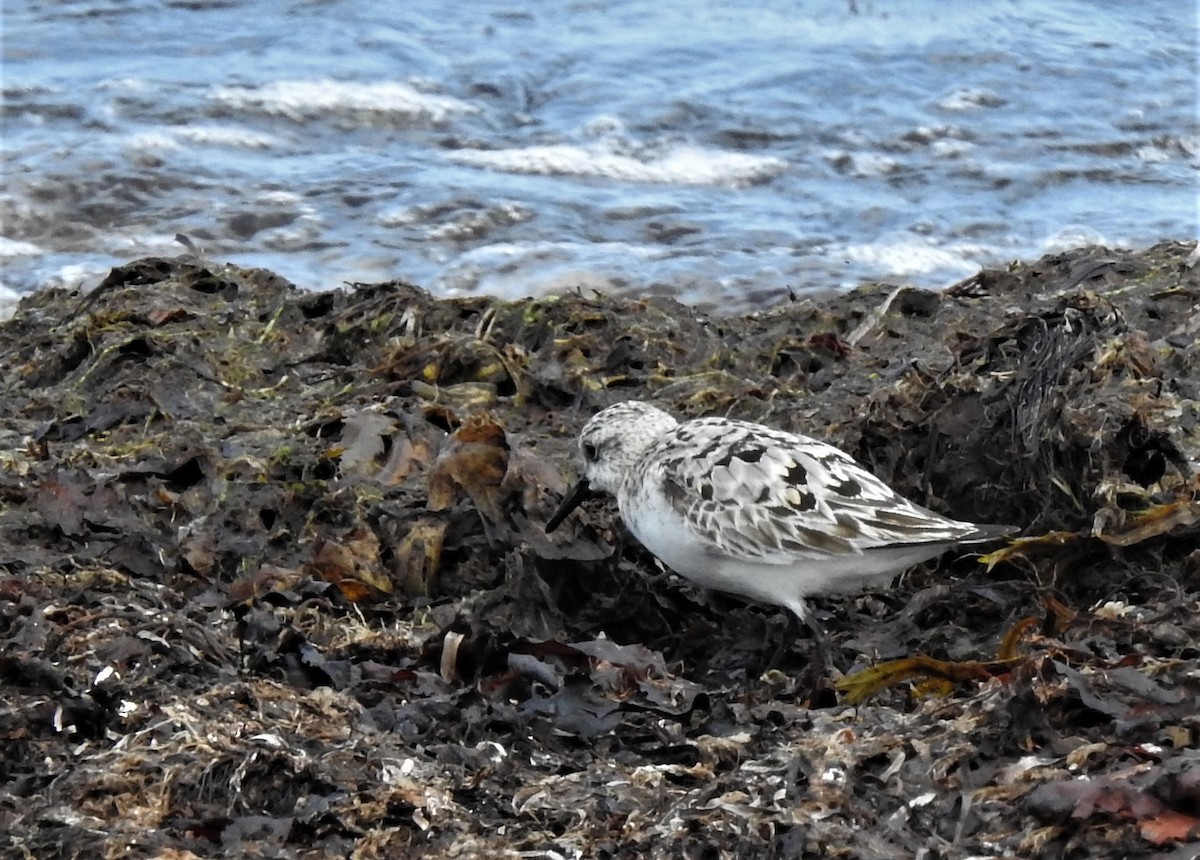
[545,478,594,533]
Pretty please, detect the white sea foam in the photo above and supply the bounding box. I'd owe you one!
[433,240,657,296]
[97,77,152,93]
[448,143,787,188]
[111,233,193,255]
[128,132,182,152]
[175,126,278,149]
[936,87,1005,111]
[1042,226,1108,252]
[823,150,901,178]
[256,190,305,206]
[46,263,107,291]
[842,238,982,282]
[213,79,477,123]
[130,125,278,153]
[931,139,974,158]
[0,280,21,321]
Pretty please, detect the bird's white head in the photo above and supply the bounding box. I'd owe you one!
[544,401,678,533]
[578,401,678,495]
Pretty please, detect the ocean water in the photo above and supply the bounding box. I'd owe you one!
[2,0,1196,311]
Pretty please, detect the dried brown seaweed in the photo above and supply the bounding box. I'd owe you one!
[1,241,1198,859]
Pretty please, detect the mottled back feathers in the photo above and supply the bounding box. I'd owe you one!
[574,401,1012,568]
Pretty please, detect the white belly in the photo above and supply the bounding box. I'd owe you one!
[620,482,948,618]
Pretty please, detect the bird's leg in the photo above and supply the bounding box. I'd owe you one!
[763,600,832,675]
[779,599,838,701]
[762,611,798,673]
[801,608,834,674]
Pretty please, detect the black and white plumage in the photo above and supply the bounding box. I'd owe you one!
[546,401,1015,633]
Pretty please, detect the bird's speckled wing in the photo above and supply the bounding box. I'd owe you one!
[641,417,993,562]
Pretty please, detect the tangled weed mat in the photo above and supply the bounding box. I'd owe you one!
[1,241,1198,859]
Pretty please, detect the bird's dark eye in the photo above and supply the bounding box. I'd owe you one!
[582,442,598,461]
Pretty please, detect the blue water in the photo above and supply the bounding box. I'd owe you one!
[2,0,1196,310]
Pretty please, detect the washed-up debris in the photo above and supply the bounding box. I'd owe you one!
[0,241,1197,858]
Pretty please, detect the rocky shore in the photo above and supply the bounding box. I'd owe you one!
[2,241,1198,858]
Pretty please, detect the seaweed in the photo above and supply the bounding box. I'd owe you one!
[1,241,1197,858]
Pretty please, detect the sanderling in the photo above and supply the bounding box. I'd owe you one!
[546,400,1015,643]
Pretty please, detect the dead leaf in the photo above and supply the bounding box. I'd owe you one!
[427,414,509,520]
[144,305,195,327]
[310,527,394,601]
[979,530,1084,570]
[834,655,997,705]
[334,411,396,475]
[332,410,437,484]
[997,616,1039,661]
[36,473,89,536]
[1139,810,1200,845]
[394,519,447,597]
[1043,593,1078,634]
[1096,500,1200,547]
[227,564,306,603]
[35,471,121,536]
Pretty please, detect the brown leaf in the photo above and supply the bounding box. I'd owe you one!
[834,655,998,705]
[376,430,432,485]
[979,530,1084,570]
[1028,775,1166,825]
[1096,500,1200,547]
[310,527,394,601]
[427,414,509,520]
[35,471,120,536]
[144,305,195,326]
[1043,593,1078,634]
[179,527,218,576]
[996,616,1039,661]
[394,519,447,597]
[36,474,88,536]
[333,409,438,485]
[227,564,306,603]
[1139,810,1200,845]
